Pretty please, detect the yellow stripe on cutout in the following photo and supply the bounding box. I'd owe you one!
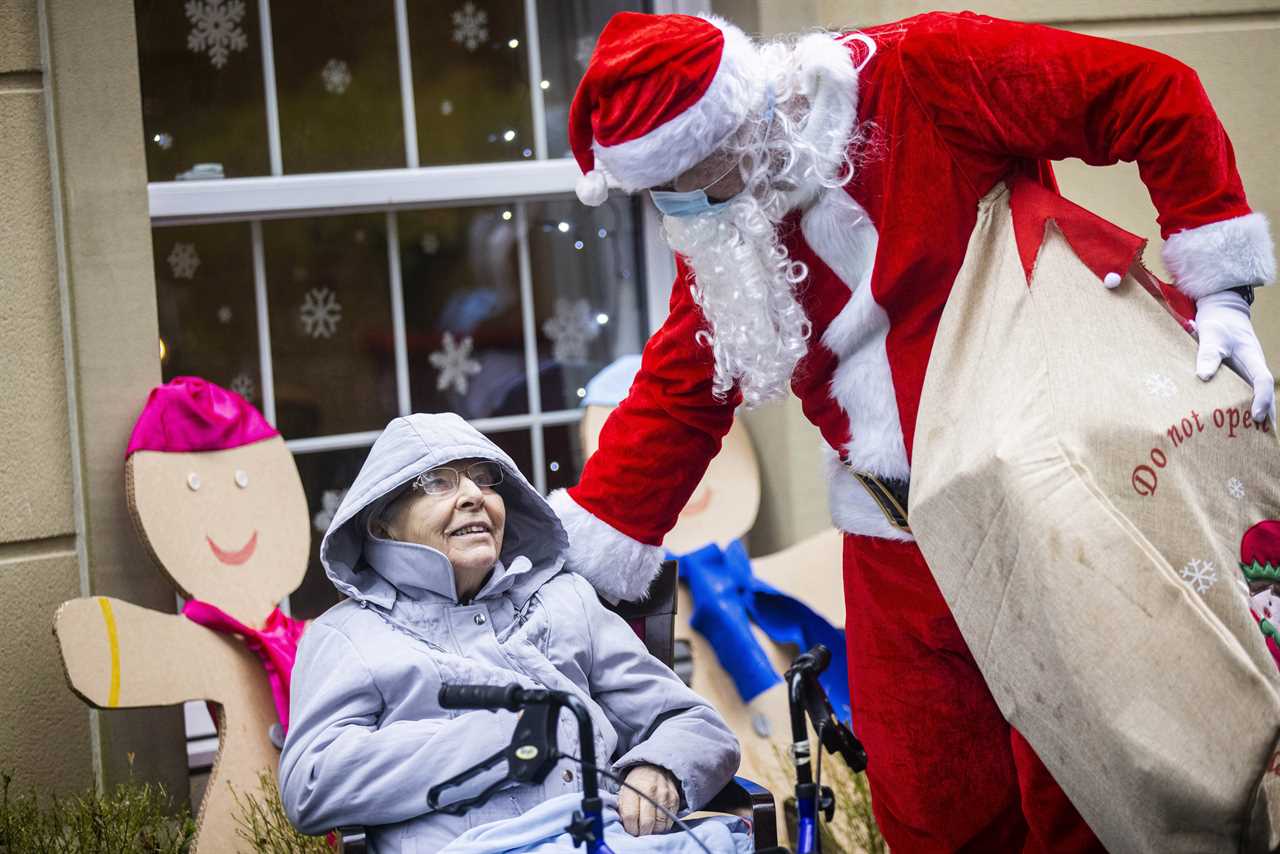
[97,597,121,707]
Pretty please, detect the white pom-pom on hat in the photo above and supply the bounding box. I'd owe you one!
[1103,271,1122,289]
[576,170,609,207]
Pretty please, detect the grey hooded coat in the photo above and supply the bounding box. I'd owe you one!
[279,413,740,854]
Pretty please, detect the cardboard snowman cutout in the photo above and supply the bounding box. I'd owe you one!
[54,378,310,852]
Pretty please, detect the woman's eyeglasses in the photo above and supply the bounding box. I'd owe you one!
[412,461,504,496]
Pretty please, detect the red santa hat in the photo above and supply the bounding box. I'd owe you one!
[569,12,766,206]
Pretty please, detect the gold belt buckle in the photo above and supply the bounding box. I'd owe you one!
[847,464,911,534]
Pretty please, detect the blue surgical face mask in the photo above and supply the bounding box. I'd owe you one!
[650,87,776,219]
[648,187,731,218]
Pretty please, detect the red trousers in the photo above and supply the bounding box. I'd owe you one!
[842,534,1107,853]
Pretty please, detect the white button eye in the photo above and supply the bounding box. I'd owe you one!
[187,472,201,491]
[234,470,249,489]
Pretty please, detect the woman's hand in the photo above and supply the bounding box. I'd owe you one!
[619,764,680,836]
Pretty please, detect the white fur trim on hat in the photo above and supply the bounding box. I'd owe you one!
[592,15,766,192]
[547,489,665,602]
[1162,212,1275,301]
[576,169,610,206]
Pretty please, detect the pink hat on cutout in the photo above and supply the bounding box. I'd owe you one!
[126,376,278,458]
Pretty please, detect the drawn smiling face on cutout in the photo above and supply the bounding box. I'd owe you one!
[127,436,310,626]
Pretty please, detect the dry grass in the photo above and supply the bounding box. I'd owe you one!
[229,771,330,854]
[775,744,887,854]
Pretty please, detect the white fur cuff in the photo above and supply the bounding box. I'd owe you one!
[824,451,915,543]
[547,489,665,603]
[1162,212,1276,301]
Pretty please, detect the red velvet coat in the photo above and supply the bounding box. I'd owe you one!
[550,11,1275,602]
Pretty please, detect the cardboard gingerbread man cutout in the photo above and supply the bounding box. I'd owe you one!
[54,377,310,852]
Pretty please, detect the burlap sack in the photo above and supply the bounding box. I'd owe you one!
[910,181,1280,853]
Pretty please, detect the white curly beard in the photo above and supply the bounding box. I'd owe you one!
[663,197,811,408]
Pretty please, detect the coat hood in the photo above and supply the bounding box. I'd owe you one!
[319,413,568,608]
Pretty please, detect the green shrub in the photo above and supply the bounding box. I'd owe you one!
[0,768,195,853]
[230,771,329,854]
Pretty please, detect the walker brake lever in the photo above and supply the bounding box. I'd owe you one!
[426,703,561,814]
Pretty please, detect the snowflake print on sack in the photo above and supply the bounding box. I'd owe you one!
[451,2,489,52]
[430,331,482,394]
[167,242,200,279]
[185,0,248,70]
[1181,558,1219,595]
[1143,372,1177,399]
[542,298,601,364]
[299,288,343,339]
[321,59,351,95]
[229,372,255,402]
[1228,477,1246,500]
[312,489,348,534]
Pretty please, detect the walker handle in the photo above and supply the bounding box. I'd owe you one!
[439,683,526,711]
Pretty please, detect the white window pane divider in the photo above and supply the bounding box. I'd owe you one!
[284,409,583,455]
[385,211,412,416]
[523,0,549,161]
[250,220,278,425]
[148,159,582,225]
[515,203,547,493]
[642,200,676,334]
[393,0,420,169]
[257,0,283,176]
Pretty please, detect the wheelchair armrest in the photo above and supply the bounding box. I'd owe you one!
[702,775,779,850]
[336,827,366,853]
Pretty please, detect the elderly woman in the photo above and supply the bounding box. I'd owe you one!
[279,413,744,853]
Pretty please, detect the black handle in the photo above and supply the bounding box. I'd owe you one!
[438,683,524,711]
[788,643,831,678]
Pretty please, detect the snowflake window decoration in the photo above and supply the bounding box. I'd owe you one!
[217,305,233,324]
[542,298,602,364]
[420,233,441,255]
[185,0,249,70]
[1180,558,1218,595]
[229,372,255,402]
[430,331,483,394]
[299,287,343,339]
[167,242,201,280]
[451,2,489,52]
[312,488,348,534]
[1143,372,1177,399]
[321,59,352,95]
[1228,477,1246,500]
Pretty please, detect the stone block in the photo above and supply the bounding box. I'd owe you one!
[0,0,39,75]
[0,551,94,795]
[0,91,74,544]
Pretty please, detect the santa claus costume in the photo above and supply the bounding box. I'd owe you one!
[551,11,1275,852]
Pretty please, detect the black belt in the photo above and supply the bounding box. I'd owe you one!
[849,469,911,534]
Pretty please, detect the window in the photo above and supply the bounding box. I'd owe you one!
[138,0,690,625]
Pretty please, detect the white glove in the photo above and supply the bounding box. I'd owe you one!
[1194,289,1275,423]
[619,764,680,836]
